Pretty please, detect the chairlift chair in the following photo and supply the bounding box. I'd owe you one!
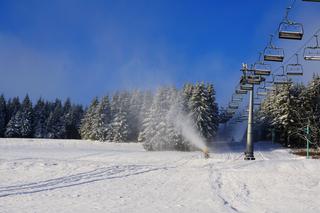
[257,87,268,96]
[286,54,303,76]
[253,53,272,76]
[232,95,243,102]
[240,84,253,91]
[228,104,239,110]
[273,67,291,85]
[264,35,285,62]
[278,7,304,40]
[246,75,265,85]
[235,88,248,94]
[304,35,320,61]
[265,86,276,92]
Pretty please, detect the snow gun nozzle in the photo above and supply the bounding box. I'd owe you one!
[202,147,210,159]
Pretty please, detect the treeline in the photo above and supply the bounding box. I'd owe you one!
[256,74,320,148]
[0,82,219,151]
[80,82,219,151]
[0,95,84,139]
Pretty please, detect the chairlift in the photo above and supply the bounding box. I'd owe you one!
[273,67,291,85]
[240,84,253,91]
[286,54,303,76]
[236,88,248,94]
[232,95,242,102]
[264,35,285,62]
[241,70,265,85]
[228,104,239,110]
[246,75,265,85]
[257,87,268,96]
[304,35,320,61]
[253,53,272,76]
[265,86,276,92]
[278,7,304,40]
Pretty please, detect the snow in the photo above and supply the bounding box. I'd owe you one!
[0,138,320,213]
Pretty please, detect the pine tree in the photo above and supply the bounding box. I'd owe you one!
[109,92,130,142]
[142,87,173,150]
[206,83,219,140]
[46,99,66,139]
[20,95,34,138]
[63,99,83,139]
[95,96,112,141]
[5,110,22,138]
[189,82,211,140]
[33,98,48,138]
[6,97,20,126]
[80,97,99,140]
[137,91,153,142]
[0,95,6,137]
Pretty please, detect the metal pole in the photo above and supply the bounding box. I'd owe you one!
[244,87,255,160]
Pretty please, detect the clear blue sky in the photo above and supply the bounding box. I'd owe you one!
[0,0,319,106]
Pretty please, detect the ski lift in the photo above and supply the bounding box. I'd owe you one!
[273,67,291,85]
[265,86,276,92]
[241,70,265,85]
[302,0,320,2]
[232,95,243,102]
[278,7,304,40]
[240,84,253,91]
[246,75,265,85]
[236,89,248,95]
[257,87,268,96]
[253,52,272,76]
[286,54,303,76]
[304,35,320,61]
[228,103,239,110]
[264,35,285,62]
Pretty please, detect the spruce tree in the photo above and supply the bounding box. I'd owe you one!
[5,110,22,138]
[95,96,112,141]
[80,97,99,140]
[20,95,34,138]
[0,95,6,137]
[46,99,66,139]
[33,98,48,138]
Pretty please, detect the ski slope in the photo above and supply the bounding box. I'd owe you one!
[0,139,319,213]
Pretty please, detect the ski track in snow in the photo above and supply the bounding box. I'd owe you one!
[0,139,320,213]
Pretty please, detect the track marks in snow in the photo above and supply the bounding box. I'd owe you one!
[208,163,240,213]
[0,165,165,198]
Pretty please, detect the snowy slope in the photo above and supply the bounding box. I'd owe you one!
[0,139,319,213]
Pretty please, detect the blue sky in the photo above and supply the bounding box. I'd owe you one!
[0,0,319,106]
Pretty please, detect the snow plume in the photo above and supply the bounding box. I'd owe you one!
[172,112,207,151]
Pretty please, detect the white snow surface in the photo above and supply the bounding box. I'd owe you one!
[0,138,319,213]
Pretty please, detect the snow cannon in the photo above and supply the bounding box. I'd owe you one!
[203,147,210,159]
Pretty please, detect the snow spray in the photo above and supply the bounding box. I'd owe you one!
[173,112,209,158]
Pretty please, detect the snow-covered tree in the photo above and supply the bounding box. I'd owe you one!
[0,95,6,137]
[5,110,22,138]
[110,92,130,142]
[80,97,99,140]
[6,97,20,126]
[206,83,219,140]
[95,96,112,141]
[137,91,153,142]
[46,99,66,139]
[127,90,144,141]
[20,95,34,138]
[33,98,48,138]
[188,82,211,140]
